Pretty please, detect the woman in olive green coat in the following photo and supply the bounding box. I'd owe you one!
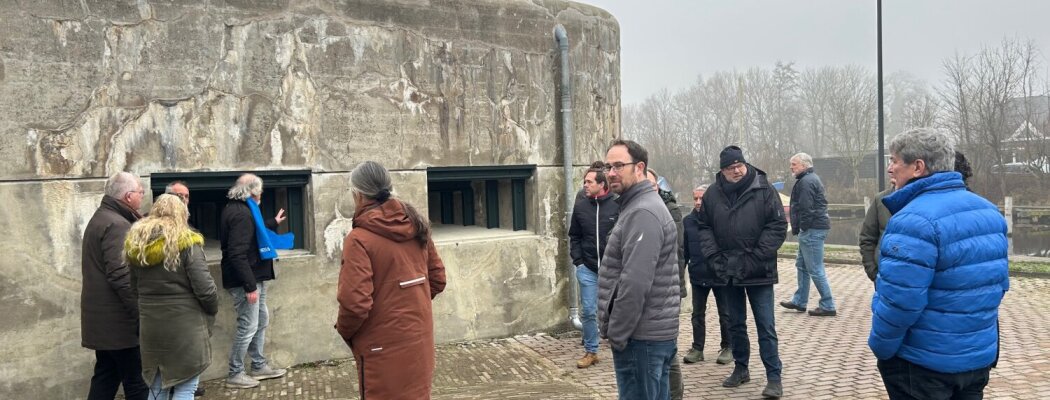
[125,194,218,399]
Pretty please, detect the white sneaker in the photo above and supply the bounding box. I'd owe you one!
[225,372,260,389]
[249,365,287,380]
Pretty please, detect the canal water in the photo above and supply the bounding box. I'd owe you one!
[820,218,1050,257]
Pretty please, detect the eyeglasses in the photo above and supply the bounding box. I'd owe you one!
[174,193,190,200]
[603,162,638,173]
[721,163,746,173]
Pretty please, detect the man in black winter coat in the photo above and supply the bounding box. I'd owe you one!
[220,174,288,388]
[694,146,787,399]
[780,152,837,317]
[568,161,619,369]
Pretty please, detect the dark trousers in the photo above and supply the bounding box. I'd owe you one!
[878,357,991,400]
[724,284,782,381]
[86,347,149,400]
[691,284,731,352]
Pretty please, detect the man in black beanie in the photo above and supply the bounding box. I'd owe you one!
[692,145,788,399]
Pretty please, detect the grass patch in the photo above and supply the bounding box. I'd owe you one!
[779,245,1050,276]
[1009,261,1050,275]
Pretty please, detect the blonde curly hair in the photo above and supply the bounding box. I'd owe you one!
[124,194,192,272]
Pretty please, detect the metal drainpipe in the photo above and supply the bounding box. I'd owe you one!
[555,24,583,331]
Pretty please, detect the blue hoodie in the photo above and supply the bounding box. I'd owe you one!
[869,171,1009,373]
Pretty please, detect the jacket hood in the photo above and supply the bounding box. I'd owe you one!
[714,164,770,192]
[126,230,204,267]
[353,199,418,242]
[882,171,965,214]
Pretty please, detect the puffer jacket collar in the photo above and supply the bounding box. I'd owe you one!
[615,181,654,208]
[883,172,965,214]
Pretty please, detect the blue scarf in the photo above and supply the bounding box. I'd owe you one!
[245,199,295,260]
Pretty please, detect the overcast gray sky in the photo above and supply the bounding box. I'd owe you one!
[584,0,1050,104]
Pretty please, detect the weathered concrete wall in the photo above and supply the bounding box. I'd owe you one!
[0,0,619,398]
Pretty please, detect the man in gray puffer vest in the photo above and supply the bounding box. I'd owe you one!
[597,139,681,400]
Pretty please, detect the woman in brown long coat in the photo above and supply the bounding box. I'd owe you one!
[336,161,447,400]
[125,194,218,399]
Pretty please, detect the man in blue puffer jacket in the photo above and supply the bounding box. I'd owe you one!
[870,128,1009,399]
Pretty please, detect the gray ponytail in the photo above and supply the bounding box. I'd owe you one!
[350,161,430,246]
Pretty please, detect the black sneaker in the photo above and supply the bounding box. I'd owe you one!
[808,307,837,317]
[762,381,783,398]
[194,387,205,397]
[778,301,805,312]
[722,368,750,387]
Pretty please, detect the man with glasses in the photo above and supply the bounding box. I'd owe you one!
[596,139,681,400]
[165,181,190,205]
[81,172,149,400]
[693,145,787,399]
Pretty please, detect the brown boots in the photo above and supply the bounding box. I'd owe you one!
[576,352,599,368]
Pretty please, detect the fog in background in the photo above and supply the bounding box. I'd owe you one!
[585,0,1050,254]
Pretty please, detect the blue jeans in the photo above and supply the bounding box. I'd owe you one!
[228,281,270,376]
[612,339,677,400]
[148,372,200,400]
[576,265,599,354]
[791,228,836,310]
[725,285,782,381]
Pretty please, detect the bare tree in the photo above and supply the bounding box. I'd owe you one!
[939,38,1043,197]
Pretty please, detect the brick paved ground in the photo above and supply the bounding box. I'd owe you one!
[198,261,1049,399]
[197,339,603,399]
[521,262,1050,399]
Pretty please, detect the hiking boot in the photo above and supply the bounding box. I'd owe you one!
[716,347,733,365]
[576,352,599,368]
[722,368,750,387]
[682,348,704,364]
[225,372,260,389]
[762,380,783,398]
[249,365,287,380]
[779,301,806,312]
[808,307,837,317]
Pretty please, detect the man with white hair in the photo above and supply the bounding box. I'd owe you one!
[870,128,1008,399]
[81,172,149,400]
[220,173,289,388]
[779,152,836,317]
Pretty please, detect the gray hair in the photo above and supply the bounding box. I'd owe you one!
[791,153,814,168]
[889,128,955,173]
[104,172,141,198]
[351,161,393,201]
[164,180,188,194]
[227,174,263,200]
[694,184,709,192]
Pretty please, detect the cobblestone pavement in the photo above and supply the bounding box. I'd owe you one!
[197,339,603,399]
[520,262,1050,399]
[199,262,1049,399]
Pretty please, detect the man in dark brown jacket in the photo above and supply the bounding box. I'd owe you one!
[81,171,148,400]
